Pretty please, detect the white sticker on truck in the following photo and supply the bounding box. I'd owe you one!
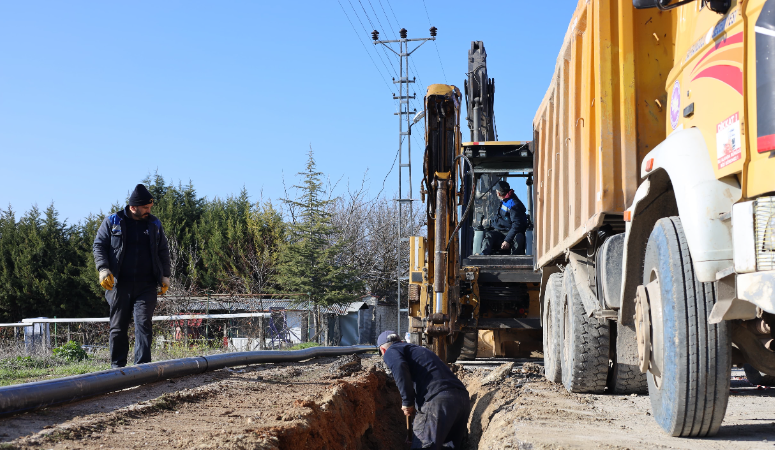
[717,112,742,169]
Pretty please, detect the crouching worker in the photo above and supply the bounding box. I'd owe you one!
[481,180,528,255]
[377,331,471,449]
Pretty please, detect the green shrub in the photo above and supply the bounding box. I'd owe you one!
[53,341,88,362]
[288,342,319,351]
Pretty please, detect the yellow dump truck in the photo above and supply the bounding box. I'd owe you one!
[534,0,775,437]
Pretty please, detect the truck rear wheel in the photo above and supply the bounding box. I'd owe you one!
[459,332,478,360]
[446,332,478,362]
[561,268,610,393]
[643,217,730,437]
[543,272,564,383]
[607,323,648,394]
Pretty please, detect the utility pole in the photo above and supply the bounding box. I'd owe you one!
[372,27,436,338]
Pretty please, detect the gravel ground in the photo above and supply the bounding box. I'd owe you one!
[460,364,775,450]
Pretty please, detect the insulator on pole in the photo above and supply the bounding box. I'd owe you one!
[400,28,408,39]
[372,30,379,41]
[429,26,437,37]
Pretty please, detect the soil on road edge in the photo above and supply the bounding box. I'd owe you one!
[0,354,405,450]
[460,364,775,450]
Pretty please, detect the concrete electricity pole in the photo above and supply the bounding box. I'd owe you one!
[372,27,436,338]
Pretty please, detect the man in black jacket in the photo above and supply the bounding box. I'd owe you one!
[93,184,171,368]
[481,180,528,255]
[378,331,471,449]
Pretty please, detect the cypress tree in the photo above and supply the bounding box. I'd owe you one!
[277,150,364,307]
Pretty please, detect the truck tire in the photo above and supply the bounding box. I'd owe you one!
[743,363,775,386]
[607,323,648,394]
[446,333,464,363]
[543,272,564,383]
[561,268,610,393]
[459,332,478,360]
[643,217,730,437]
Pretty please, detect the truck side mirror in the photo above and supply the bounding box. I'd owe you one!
[707,0,731,13]
[633,0,659,8]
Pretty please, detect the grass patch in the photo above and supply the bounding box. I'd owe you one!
[0,356,110,387]
[288,342,320,351]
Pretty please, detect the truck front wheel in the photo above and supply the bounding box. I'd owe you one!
[642,217,730,437]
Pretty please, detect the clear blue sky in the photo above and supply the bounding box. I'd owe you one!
[0,1,578,224]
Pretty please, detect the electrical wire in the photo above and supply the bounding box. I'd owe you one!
[421,0,448,84]
[337,0,394,94]
[375,136,405,200]
[357,0,400,78]
[346,0,398,80]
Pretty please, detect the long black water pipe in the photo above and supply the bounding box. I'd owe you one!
[0,345,375,417]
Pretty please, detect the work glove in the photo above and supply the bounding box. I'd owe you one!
[99,269,114,291]
[158,277,170,295]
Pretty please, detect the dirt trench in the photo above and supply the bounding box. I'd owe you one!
[3,355,407,450]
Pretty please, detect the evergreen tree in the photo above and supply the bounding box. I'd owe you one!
[277,150,363,307]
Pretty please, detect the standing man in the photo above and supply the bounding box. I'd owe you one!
[481,180,528,255]
[378,331,471,449]
[93,184,171,368]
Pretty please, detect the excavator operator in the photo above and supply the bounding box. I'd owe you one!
[481,180,528,255]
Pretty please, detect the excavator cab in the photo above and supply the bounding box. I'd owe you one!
[461,140,534,257]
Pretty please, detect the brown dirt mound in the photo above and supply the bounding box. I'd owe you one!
[7,356,406,450]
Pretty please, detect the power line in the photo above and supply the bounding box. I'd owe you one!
[383,0,402,31]
[372,0,428,101]
[356,0,400,77]
[375,136,404,201]
[347,0,398,80]
[337,0,394,94]
[421,0,448,84]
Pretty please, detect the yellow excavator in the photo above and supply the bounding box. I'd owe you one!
[407,42,541,363]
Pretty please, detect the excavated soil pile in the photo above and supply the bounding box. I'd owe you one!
[5,355,406,450]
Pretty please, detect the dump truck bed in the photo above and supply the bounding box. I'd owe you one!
[532,0,674,268]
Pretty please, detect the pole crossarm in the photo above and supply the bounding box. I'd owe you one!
[373,37,435,44]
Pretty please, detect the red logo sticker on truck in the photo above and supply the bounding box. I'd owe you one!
[716,112,742,169]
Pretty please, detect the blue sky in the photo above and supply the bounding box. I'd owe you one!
[0,1,578,224]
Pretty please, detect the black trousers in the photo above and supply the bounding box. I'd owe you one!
[481,230,526,255]
[107,281,157,368]
[411,389,471,449]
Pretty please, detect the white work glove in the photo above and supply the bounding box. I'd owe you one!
[158,277,170,295]
[99,269,114,290]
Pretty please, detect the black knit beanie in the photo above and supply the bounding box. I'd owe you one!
[494,180,510,194]
[128,184,154,206]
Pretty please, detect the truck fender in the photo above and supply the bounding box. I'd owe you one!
[618,128,741,324]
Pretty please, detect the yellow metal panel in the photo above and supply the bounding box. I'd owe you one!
[426,84,456,97]
[618,0,639,207]
[581,3,595,223]
[559,59,570,241]
[595,0,617,213]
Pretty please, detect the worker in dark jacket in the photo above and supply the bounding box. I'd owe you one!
[481,180,528,255]
[378,330,471,449]
[93,184,171,368]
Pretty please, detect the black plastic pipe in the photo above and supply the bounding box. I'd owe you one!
[0,345,375,416]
